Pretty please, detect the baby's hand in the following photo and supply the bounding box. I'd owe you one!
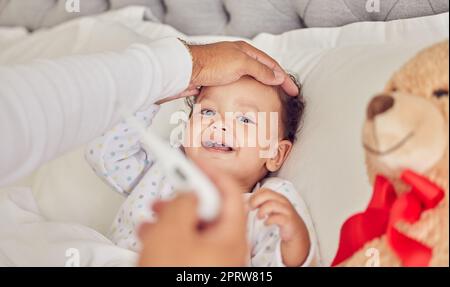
[250,188,303,241]
[249,188,310,266]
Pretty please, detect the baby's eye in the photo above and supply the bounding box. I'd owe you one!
[200,109,216,117]
[237,115,256,125]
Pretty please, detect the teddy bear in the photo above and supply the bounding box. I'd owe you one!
[332,41,449,267]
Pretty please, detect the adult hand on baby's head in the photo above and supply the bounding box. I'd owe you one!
[189,41,299,96]
[155,41,299,104]
[137,165,248,267]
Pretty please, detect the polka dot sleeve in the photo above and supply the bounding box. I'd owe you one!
[84,104,160,196]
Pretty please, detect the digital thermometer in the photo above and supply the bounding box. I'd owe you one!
[122,114,221,222]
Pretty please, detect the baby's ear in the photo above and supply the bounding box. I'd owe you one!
[265,140,293,172]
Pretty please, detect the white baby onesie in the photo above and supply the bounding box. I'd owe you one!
[85,104,320,267]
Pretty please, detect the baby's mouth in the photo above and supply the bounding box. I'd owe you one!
[202,140,234,152]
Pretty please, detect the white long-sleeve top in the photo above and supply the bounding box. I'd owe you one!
[0,37,192,187]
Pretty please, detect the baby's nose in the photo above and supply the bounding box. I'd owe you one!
[212,121,227,132]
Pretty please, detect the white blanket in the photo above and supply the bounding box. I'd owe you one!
[0,187,136,266]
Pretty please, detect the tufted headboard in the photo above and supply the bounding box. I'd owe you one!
[0,0,448,38]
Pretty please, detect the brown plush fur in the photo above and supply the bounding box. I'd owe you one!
[341,41,449,267]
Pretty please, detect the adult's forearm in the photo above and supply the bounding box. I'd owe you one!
[0,37,192,187]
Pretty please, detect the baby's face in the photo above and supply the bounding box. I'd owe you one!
[183,76,292,189]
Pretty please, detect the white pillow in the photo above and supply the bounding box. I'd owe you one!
[1,7,448,265]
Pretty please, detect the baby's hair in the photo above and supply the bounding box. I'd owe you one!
[185,73,305,143]
[277,74,305,143]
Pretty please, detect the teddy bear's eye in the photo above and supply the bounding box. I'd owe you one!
[433,89,448,98]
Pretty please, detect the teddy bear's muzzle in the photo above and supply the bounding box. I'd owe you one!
[362,92,448,176]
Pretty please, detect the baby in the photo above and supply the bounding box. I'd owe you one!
[85,75,319,267]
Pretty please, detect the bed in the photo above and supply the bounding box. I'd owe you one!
[0,1,448,267]
[0,0,449,36]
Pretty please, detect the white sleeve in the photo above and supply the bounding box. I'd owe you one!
[0,37,192,187]
[250,219,285,267]
[84,105,160,196]
[250,178,320,267]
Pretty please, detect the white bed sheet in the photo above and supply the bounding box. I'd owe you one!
[0,187,136,266]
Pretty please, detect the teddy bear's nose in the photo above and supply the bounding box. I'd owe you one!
[367,95,395,120]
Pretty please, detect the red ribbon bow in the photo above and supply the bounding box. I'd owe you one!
[332,170,445,267]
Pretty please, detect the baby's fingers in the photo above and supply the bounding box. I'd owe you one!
[265,214,296,241]
[250,188,289,209]
[257,200,290,219]
[264,214,288,228]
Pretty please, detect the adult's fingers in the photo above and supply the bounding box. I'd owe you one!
[215,174,247,233]
[241,57,285,86]
[151,200,167,214]
[237,41,282,77]
[157,193,199,231]
[139,193,198,240]
[281,77,300,97]
[237,41,299,96]
[195,160,247,236]
[137,221,154,240]
[155,87,200,105]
